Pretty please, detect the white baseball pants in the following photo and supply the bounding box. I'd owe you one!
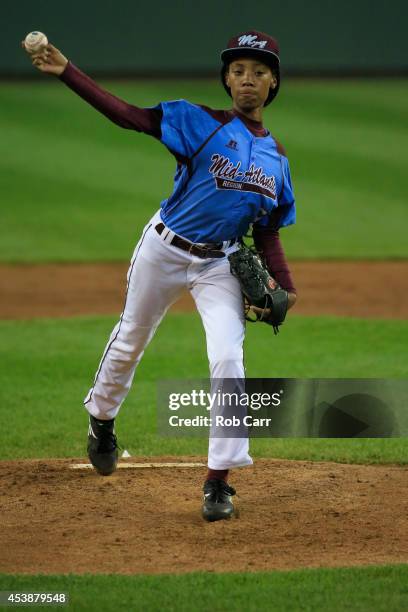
[84,210,252,470]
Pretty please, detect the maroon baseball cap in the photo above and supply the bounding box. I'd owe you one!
[220,30,280,105]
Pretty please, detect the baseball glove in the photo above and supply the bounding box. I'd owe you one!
[228,245,288,334]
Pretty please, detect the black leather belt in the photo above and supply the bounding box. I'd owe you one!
[155,223,236,259]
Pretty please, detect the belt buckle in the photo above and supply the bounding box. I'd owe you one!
[188,241,208,258]
[205,242,222,251]
[189,241,222,259]
[201,243,220,258]
[197,245,210,259]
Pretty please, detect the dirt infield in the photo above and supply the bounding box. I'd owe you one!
[0,261,407,320]
[1,263,406,576]
[0,457,407,575]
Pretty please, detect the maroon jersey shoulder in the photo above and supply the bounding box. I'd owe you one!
[271,135,287,156]
[198,105,235,125]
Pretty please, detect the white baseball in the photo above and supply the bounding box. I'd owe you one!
[24,31,48,54]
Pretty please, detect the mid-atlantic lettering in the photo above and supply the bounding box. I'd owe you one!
[209,154,276,200]
[208,155,241,179]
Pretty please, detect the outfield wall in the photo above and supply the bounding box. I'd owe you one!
[3,0,407,76]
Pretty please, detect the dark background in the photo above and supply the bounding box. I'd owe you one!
[2,0,407,76]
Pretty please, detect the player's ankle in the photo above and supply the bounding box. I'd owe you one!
[206,468,229,482]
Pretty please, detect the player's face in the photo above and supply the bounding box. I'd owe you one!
[226,58,277,111]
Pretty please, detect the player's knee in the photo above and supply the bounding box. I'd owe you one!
[119,319,155,345]
[108,321,154,365]
[209,355,244,379]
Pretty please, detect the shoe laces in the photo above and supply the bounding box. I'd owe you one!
[204,479,236,502]
[90,418,119,453]
[97,431,118,453]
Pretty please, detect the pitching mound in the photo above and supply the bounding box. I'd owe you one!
[1,457,407,575]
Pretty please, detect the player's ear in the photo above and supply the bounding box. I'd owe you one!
[270,73,278,89]
[224,65,231,87]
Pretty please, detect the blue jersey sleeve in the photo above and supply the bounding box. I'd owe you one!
[255,155,296,230]
[154,99,220,160]
[279,156,295,206]
[277,155,296,227]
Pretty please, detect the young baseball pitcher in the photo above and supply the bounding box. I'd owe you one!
[23,30,297,521]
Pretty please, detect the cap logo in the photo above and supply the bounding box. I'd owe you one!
[237,34,267,49]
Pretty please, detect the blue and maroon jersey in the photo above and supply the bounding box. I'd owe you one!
[156,100,295,243]
[59,63,297,292]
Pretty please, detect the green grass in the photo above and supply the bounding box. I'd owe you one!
[1,79,407,262]
[1,565,407,611]
[0,313,407,461]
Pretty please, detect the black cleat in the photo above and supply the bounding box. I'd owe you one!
[87,415,118,476]
[202,479,236,522]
